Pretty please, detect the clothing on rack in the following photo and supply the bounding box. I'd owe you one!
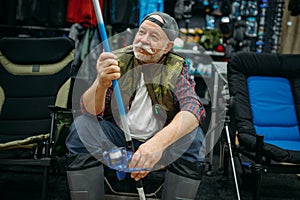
[66,0,104,28]
[69,23,101,83]
[104,0,139,33]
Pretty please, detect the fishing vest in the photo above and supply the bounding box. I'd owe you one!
[104,45,185,126]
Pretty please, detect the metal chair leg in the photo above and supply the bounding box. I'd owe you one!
[42,166,49,200]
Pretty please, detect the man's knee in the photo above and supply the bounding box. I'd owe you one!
[65,123,88,154]
[65,114,99,154]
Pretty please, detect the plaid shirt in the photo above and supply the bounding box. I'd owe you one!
[80,59,206,125]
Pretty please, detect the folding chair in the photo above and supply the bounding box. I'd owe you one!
[0,36,75,200]
[226,52,300,199]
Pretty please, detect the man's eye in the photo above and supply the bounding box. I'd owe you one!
[138,30,145,35]
[151,35,159,41]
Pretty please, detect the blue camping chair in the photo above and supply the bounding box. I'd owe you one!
[226,52,300,200]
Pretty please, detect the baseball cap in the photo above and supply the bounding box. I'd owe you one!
[141,12,179,41]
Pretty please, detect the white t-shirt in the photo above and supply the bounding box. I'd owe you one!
[126,73,162,141]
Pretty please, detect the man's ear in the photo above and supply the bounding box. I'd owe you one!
[164,41,174,54]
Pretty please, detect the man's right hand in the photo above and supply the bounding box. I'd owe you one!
[82,52,120,115]
[96,52,120,89]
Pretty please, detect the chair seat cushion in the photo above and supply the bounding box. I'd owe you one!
[240,75,300,163]
[248,76,300,141]
[265,140,300,152]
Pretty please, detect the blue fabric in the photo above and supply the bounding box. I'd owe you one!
[264,140,300,151]
[138,0,164,24]
[247,76,300,150]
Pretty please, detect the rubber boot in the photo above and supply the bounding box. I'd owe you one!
[161,170,201,200]
[67,165,104,200]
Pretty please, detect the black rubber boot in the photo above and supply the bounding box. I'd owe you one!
[67,165,104,200]
[161,170,201,200]
[66,153,104,200]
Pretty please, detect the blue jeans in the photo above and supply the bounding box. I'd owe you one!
[66,113,206,179]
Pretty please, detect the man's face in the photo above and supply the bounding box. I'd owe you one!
[133,15,173,63]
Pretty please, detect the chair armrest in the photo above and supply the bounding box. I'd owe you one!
[48,105,72,113]
[255,134,264,163]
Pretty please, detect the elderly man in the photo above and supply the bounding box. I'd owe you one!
[66,12,206,200]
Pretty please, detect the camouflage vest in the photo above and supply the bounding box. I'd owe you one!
[105,45,185,126]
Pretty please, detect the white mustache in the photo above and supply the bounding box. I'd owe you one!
[134,42,155,55]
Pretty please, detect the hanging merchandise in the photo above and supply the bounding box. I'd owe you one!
[233,20,247,42]
[68,23,101,82]
[138,0,164,24]
[231,0,241,19]
[256,0,268,53]
[14,0,68,27]
[202,0,213,14]
[183,0,196,29]
[224,18,255,57]
[248,0,258,16]
[219,0,232,39]
[105,0,139,32]
[66,0,104,28]
[211,0,222,16]
[199,29,223,50]
[174,0,185,19]
[244,1,258,38]
[239,0,258,17]
[179,28,203,44]
[220,16,232,39]
[271,0,284,53]
[220,0,232,16]
[0,0,70,37]
[245,17,257,37]
[176,0,196,32]
[205,15,215,30]
[240,0,249,16]
[164,0,177,17]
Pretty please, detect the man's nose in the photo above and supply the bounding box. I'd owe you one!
[140,34,150,43]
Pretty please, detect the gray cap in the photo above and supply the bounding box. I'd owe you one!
[141,12,179,41]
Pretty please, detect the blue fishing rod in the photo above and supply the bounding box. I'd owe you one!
[91,1,146,199]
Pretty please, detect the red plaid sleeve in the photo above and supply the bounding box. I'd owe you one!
[174,63,206,124]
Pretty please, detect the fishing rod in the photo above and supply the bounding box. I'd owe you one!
[91,0,146,199]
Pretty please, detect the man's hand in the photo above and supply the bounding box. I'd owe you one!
[128,140,164,181]
[82,52,120,115]
[128,111,199,181]
[96,52,120,89]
